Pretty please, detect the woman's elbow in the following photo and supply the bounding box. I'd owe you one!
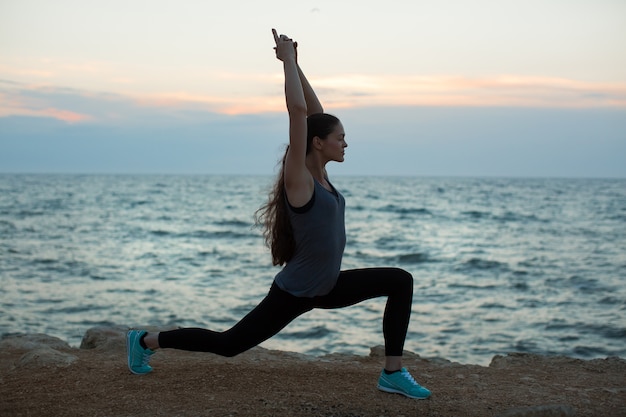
[287,103,308,116]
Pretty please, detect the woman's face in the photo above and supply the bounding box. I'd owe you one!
[321,122,348,163]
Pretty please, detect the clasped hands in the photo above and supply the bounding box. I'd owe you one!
[272,28,298,62]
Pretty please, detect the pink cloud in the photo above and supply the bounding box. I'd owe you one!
[311,75,626,109]
[40,108,92,122]
[131,92,285,115]
[2,73,624,122]
[0,89,93,123]
[123,75,626,114]
[0,105,92,123]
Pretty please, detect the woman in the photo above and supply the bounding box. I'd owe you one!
[126,29,431,400]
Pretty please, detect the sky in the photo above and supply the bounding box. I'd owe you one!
[1,0,625,177]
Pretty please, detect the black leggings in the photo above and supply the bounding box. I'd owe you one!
[158,267,413,357]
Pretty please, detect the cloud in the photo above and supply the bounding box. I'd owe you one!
[5,107,92,123]
[313,75,626,109]
[0,84,92,123]
[119,73,626,113]
[131,91,284,116]
[1,72,625,126]
[1,77,624,177]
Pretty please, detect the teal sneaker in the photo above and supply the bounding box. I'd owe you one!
[377,367,431,399]
[126,330,155,374]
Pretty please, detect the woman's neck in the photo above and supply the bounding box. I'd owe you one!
[305,156,331,191]
[306,155,328,183]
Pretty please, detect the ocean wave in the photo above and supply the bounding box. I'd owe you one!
[89,275,108,281]
[545,320,626,340]
[16,209,46,218]
[129,200,151,208]
[40,304,108,315]
[457,258,510,272]
[281,325,333,339]
[462,210,545,223]
[572,345,614,358]
[379,204,432,216]
[565,275,613,294]
[214,219,251,227]
[462,210,488,219]
[599,296,625,305]
[396,252,432,264]
[149,230,172,237]
[447,282,499,290]
[352,250,433,265]
[31,259,92,277]
[148,229,255,239]
[478,302,511,309]
[0,220,17,233]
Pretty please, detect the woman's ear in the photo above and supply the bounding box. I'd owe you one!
[313,136,323,150]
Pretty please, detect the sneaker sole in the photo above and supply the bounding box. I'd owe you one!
[377,384,431,400]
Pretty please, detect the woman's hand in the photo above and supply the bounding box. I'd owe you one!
[272,28,296,62]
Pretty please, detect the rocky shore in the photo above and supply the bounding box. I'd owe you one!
[1,325,624,416]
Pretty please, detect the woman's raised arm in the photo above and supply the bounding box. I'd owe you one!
[273,29,314,207]
[295,48,323,115]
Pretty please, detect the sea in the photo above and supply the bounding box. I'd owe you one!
[1,174,625,366]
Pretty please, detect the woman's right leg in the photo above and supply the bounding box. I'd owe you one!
[156,283,312,357]
[312,267,414,358]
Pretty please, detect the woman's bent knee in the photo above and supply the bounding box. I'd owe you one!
[390,267,413,287]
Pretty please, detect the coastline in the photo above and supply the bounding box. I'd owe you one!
[1,326,624,417]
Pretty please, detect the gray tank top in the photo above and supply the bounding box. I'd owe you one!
[274,179,346,297]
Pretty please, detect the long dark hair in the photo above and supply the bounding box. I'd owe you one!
[255,113,340,265]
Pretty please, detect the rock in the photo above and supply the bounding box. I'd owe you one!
[0,333,71,351]
[79,325,180,352]
[242,347,316,362]
[17,347,78,369]
[369,345,386,357]
[490,353,541,368]
[320,351,363,362]
[497,404,576,417]
[80,325,128,351]
[490,353,523,368]
[490,353,587,369]
[427,357,455,366]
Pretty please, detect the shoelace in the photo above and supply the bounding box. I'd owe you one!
[400,370,420,386]
[139,349,153,366]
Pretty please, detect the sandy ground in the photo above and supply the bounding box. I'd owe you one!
[1,329,625,417]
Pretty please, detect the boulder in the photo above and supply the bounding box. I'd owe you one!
[0,333,71,352]
[80,325,129,351]
[17,347,78,369]
[79,325,179,352]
